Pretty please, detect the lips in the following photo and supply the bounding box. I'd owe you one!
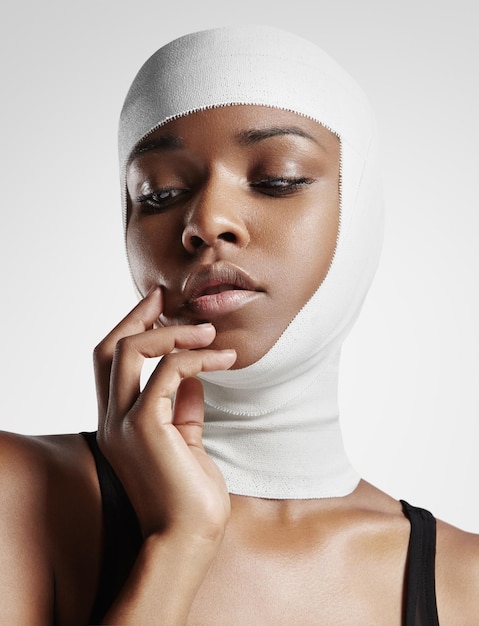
[182,262,264,317]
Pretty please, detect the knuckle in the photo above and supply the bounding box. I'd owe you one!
[122,405,169,441]
[114,335,135,357]
[93,339,109,365]
[162,350,196,375]
[122,414,149,438]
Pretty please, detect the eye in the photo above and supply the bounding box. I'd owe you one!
[249,176,314,197]
[135,187,187,214]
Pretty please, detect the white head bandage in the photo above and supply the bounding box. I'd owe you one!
[119,26,384,499]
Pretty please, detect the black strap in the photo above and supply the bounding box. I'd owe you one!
[80,436,439,624]
[401,500,439,626]
[81,431,142,625]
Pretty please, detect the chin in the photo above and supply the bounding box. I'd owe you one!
[156,311,279,369]
[209,328,272,370]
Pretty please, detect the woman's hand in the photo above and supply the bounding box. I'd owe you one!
[93,286,236,544]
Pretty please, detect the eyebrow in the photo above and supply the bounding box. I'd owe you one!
[236,126,325,149]
[128,124,325,164]
[128,134,185,164]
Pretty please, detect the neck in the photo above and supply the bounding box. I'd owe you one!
[200,346,359,500]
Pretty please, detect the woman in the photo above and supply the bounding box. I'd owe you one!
[0,25,478,625]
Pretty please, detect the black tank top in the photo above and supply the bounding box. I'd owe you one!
[81,431,440,625]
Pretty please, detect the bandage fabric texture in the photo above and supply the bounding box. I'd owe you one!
[119,26,384,499]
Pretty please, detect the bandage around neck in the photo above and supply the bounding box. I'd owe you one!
[119,26,384,499]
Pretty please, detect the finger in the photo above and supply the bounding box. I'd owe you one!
[94,286,163,419]
[107,324,219,421]
[173,378,206,451]
[133,349,237,425]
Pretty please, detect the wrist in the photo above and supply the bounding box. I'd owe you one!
[145,527,224,565]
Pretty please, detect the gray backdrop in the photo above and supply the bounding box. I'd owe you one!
[0,0,477,531]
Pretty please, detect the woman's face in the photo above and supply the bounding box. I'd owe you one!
[126,105,340,368]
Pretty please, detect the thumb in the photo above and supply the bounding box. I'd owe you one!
[173,377,206,451]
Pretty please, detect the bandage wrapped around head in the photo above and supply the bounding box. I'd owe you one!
[119,26,384,499]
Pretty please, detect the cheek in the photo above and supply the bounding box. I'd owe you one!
[126,222,165,292]
[281,192,339,302]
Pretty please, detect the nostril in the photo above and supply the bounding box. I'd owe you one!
[219,232,236,243]
[189,232,237,249]
[190,235,204,249]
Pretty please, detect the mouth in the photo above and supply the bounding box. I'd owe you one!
[182,262,264,317]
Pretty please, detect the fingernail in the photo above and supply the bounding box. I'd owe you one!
[197,322,214,329]
[220,349,236,356]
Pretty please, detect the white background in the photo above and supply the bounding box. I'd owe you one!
[0,1,477,531]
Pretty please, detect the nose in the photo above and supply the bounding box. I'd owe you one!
[181,174,250,254]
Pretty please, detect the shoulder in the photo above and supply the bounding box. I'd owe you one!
[0,429,97,495]
[0,430,101,623]
[435,517,479,624]
[0,429,101,546]
[0,430,57,512]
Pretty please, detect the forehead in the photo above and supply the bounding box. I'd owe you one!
[129,105,339,162]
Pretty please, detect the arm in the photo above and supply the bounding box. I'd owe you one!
[101,533,220,624]
[0,432,53,625]
[94,286,236,624]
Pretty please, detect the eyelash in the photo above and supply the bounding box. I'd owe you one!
[250,176,314,196]
[135,177,314,214]
[136,188,185,213]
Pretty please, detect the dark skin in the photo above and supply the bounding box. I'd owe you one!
[0,106,478,625]
[125,106,340,368]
